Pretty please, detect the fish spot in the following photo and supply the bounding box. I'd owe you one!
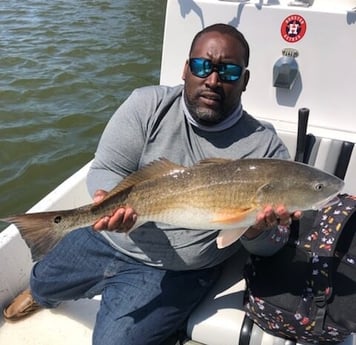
[53,216,62,224]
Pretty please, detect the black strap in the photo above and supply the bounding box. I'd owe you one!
[239,315,254,345]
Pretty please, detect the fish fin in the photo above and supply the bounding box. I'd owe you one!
[96,158,185,205]
[1,210,75,261]
[211,207,254,224]
[197,158,234,165]
[216,228,248,249]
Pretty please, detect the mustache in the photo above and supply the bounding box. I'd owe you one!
[198,88,224,101]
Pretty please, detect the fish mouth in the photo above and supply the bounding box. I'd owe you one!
[312,193,341,210]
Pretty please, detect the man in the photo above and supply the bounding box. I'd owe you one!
[4,24,296,344]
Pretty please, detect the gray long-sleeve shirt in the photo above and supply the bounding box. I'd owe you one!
[87,84,290,270]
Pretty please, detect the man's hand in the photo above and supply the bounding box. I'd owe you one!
[244,205,301,239]
[92,189,137,232]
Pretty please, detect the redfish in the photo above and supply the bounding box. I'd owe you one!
[1,158,344,261]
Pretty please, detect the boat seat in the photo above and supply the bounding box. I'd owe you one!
[277,130,355,194]
[185,248,307,345]
[186,247,250,345]
[185,247,355,345]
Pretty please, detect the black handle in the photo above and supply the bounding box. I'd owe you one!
[294,107,310,163]
[334,141,354,180]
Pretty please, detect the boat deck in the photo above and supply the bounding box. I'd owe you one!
[0,298,99,344]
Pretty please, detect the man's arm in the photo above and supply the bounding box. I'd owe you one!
[86,89,149,197]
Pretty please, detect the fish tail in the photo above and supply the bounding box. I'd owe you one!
[1,211,70,261]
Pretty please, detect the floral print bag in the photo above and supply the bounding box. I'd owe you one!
[244,194,356,344]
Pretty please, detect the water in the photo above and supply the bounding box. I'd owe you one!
[0,0,166,229]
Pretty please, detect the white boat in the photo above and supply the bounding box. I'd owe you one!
[1,0,356,344]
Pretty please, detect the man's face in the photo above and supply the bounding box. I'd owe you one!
[182,31,249,126]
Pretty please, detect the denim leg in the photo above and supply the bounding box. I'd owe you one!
[93,261,221,345]
[30,227,119,307]
[30,226,222,345]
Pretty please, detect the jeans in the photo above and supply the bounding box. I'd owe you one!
[30,227,222,345]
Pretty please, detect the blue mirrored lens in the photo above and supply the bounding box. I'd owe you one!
[189,58,242,82]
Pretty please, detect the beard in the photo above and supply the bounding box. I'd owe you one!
[184,94,227,126]
[189,106,224,125]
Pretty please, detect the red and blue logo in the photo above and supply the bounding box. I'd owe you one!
[281,14,307,43]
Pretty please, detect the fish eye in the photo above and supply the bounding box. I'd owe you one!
[314,183,324,191]
[54,216,62,224]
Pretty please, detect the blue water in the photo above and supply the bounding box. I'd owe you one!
[0,0,166,226]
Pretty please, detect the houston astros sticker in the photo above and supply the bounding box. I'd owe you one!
[281,14,307,43]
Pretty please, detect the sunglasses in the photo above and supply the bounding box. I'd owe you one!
[189,58,243,82]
